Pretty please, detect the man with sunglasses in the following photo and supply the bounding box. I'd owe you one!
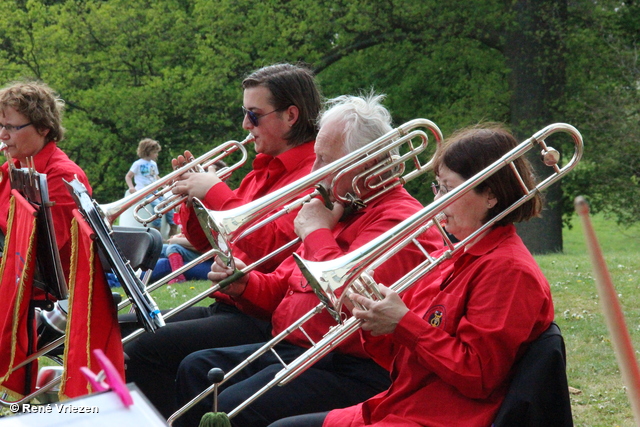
[172,63,321,272]
[124,63,322,418]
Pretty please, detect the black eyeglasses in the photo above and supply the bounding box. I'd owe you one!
[242,107,282,127]
[0,122,32,133]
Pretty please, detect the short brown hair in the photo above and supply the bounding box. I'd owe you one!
[433,124,542,226]
[243,63,322,147]
[0,81,65,144]
[137,138,161,158]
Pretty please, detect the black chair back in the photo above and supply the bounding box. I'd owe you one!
[493,322,573,427]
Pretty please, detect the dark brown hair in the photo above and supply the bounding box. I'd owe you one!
[433,124,542,226]
[243,63,322,147]
[0,81,65,144]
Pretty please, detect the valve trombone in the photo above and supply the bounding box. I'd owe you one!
[167,123,583,424]
[191,118,443,272]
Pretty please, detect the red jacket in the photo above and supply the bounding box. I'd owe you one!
[233,186,444,358]
[324,225,554,427]
[180,141,315,273]
[0,142,92,285]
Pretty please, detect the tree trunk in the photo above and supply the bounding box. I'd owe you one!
[504,0,568,254]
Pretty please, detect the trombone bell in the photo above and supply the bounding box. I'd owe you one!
[192,197,235,268]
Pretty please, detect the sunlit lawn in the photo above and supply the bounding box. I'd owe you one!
[538,214,640,427]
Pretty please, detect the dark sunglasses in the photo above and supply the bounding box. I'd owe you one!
[242,107,282,127]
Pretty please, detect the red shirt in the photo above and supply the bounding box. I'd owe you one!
[324,225,554,427]
[180,141,315,272]
[233,186,444,358]
[0,142,92,284]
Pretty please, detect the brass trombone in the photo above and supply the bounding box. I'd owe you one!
[114,120,440,324]
[86,135,254,319]
[167,123,583,424]
[99,134,253,227]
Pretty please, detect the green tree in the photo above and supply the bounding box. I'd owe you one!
[1,0,638,253]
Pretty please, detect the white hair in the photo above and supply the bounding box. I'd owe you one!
[318,92,395,155]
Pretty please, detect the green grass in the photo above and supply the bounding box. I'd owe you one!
[125,280,213,312]
[538,215,640,426]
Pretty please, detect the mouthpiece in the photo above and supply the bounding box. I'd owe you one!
[434,212,447,226]
[0,142,7,152]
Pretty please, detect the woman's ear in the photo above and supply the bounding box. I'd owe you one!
[486,188,497,210]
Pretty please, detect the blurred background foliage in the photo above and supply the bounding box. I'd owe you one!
[0,0,638,251]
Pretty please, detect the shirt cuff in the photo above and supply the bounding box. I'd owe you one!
[204,182,235,210]
[302,228,337,260]
[392,310,426,350]
[234,271,258,302]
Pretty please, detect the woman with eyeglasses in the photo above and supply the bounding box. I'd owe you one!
[124,63,324,418]
[0,80,92,283]
[268,125,557,427]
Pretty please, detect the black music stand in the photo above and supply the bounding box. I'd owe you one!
[10,167,68,301]
[64,178,165,333]
[35,187,164,357]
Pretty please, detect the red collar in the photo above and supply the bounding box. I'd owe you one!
[252,141,315,172]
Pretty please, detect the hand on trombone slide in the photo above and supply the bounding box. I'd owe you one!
[207,255,249,298]
[350,284,409,337]
[171,149,223,204]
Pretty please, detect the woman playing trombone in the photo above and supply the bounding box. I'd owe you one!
[272,125,556,427]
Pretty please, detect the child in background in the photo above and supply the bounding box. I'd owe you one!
[125,138,176,233]
[154,206,207,284]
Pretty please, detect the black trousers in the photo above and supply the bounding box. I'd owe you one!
[122,302,272,418]
[175,341,390,427]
